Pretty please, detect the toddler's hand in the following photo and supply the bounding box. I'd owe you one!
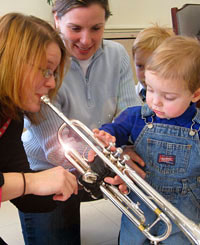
[93,128,116,150]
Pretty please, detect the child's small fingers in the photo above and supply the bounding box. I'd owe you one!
[93,128,99,133]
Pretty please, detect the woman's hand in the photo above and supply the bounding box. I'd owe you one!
[25,166,78,201]
[122,145,146,179]
[104,175,128,194]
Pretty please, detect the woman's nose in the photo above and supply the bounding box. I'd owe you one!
[80,31,92,45]
[45,76,56,89]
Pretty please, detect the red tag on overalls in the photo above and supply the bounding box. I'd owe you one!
[157,154,176,165]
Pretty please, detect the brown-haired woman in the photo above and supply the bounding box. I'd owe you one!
[20,0,141,244]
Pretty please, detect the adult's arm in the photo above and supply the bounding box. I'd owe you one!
[23,103,77,170]
[116,44,141,116]
[0,118,78,212]
[1,167,78,213]
[1,167,78,202]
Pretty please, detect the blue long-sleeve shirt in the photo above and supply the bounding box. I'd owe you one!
[100,103,199,146]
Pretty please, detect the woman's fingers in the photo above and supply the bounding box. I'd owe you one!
[104,175,128,194]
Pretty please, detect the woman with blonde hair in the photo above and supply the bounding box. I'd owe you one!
[0,12,78,244]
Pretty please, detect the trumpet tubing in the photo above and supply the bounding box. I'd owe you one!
[41,95,200,245]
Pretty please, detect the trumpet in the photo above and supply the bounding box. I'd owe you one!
[41,95,200,245]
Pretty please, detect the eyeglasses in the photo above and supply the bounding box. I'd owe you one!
[39,68,58,79]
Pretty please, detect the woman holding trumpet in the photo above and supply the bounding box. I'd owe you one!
[0,12,79,244]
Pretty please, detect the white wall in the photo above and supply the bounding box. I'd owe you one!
[0,0,53,23]
[0,0,200,28]
[107,0,200,29]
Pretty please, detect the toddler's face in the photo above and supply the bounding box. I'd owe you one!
[145,70,196,119]
[134,50,151,87]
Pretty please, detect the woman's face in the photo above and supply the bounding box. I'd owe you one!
[54,4,106,60]
[22,42,61,113]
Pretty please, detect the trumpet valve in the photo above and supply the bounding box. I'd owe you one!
[113,147,123,158]
[106,142,116,151]
[102,147,110,156]
[110,147,123,162]
[119,154,130,166]
[82,170,99,184]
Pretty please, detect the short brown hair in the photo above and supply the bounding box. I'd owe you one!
[52,0,111,20]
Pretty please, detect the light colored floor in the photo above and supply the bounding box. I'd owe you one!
[0,198,121,245]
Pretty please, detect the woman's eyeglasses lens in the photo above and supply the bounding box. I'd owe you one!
[40,68,57,79]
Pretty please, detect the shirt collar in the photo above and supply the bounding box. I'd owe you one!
[156,103,197,126]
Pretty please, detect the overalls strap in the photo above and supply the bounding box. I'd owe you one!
[193,108,200,124]
[141,104,154,118]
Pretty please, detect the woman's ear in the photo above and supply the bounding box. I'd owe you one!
[53,13,59,29]
[192,88,200,103]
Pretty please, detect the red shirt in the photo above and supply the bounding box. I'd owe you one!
[0,118,11,208]
[0,187,1,207]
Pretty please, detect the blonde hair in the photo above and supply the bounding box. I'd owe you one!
[132,24,174,56]
[146,35,200,93]
[0,12,67,122]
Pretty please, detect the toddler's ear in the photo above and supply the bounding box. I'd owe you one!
[192,88,200,103]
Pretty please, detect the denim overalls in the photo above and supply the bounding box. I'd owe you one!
[120,105,200,245]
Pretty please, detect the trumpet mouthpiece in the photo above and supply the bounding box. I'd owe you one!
[41,95,50,104]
